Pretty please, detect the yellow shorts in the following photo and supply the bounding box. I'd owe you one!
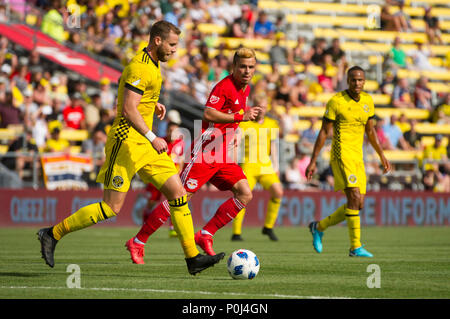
[96,138,178,193]
[330,159,366,195]
[242,164,281,190]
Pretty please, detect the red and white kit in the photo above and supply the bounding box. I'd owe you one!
[180,75,250,193]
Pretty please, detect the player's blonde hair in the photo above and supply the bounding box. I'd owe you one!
[232,47,256,65]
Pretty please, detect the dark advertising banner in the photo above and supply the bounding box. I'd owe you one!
[0,189,448,227]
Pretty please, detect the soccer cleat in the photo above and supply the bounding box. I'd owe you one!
[194,230,216,256]
[125,238,145,264]
[308,221,323,253]
[231,234,243,241]
[262,227,278,241]
[349,245,373,257]
[37,227,58,268]
[186,252,225,276]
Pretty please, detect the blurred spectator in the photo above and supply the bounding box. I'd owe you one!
[391,77,414,108]
[99,77,115,111]
[430,93,450,124]
[409,40,436,71]
[323,38,347,84]
[274,75,292,107]
[317,66,334,93]
[164,1,183,27]
[188,0,207,23]
[84,93,102,131]
[1,129,39,180]
[383,115,410,150]
[253,11,275,39]
[222,0,241,25]
[403,119,423,150]
[40,1,65,43]
[308,38,327,67]
[48,76,69,104]
[228,4,254,38]
[387,36,407,70]
[269,32,289,65]
[299,117,319,154]
[375,117,394,150]
[44,126,70,153]
[0,91,20,128]
[423,6,443,45]
[284,157,305,190]
[32,81,50,106]
[379,70,396,95]
[414,76,433,110]
[273,14,287,35]
[289,36,308,65]
[63,93,86,130]
[290,78,308,107]
[207,0,227,26]
[380,4,402,32]
[423,134,447,162]
[393,0,415,32]
[20,89,38,128]
[395,113,410,133]
[82,130,107,182]
[10,64,31,92]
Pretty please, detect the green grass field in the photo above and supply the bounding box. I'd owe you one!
[0,226,449,299]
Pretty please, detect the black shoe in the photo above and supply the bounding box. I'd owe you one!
[262,227,278,241]
[186,252,225,276]
[231,234,243,241]
[37,227,58,268]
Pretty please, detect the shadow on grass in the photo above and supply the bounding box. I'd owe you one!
[0,272,45,278]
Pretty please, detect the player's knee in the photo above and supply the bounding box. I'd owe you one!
[273,187,283,200]
[237,188,253,206]
[169,188,187,202]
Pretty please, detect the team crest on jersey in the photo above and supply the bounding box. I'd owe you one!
[186,178,198,190]
[209,95,220,104]
[112,176,124,188]
[363,104,369,113]
[348,174,357,184]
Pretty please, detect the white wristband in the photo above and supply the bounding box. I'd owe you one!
[145,130,157,142]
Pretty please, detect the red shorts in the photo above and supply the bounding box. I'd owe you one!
[145,183,162,201]
[179,161,246,193]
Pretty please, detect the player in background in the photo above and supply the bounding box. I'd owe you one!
[305,66,391,257]
[37,21,225,275]
[142,120,184,238]
[125,48,261,264]
[231,97,283,241]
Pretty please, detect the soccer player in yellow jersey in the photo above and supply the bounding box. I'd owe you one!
[37,21,225,275]
[231,99,283,241]
[305,66,391,257]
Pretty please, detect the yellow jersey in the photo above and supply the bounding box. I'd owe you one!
[324,90,375,162]
[239,116,280,172]
[108,48,162,144]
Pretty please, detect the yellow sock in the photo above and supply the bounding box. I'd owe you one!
[345,207,361,250]
[52,201,116,240]
[168,195,199,258]
[318,204,346,231]
[264,197,281,229]
[232,209,246,235]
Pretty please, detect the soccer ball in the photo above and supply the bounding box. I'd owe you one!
[227,249,260,280]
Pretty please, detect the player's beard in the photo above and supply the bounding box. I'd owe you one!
[156,46,170,62]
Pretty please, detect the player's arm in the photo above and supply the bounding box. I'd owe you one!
[365,118,391,174]
[203,106,262,123]
[305,118,334,181]
[122,87,167,153]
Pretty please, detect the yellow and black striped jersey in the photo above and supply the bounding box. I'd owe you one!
[108,48,162,143]
[324,90,375,162]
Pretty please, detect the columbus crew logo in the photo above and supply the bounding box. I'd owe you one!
[348,174,357,184]
[112,175,124,188]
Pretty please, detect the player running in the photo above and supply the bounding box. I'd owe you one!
[125,48,261,264]
[37,21,225,275]
[305,66,391,257]
[231,97,283,241]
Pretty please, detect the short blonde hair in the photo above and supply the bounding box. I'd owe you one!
[233,47,256,65]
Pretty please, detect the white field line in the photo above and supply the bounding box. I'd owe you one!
[0,285,353,299]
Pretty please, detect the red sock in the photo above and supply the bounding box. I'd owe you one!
[136,200,170,243]
[203,198,245,236]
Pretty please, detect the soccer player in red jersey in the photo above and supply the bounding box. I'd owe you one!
[126,48,261,264]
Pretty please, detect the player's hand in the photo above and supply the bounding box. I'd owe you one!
[155,103,166,120]
[305,161,316,181]
[243,107,262,121]
[151,137,168,154]
[381,155,392,175]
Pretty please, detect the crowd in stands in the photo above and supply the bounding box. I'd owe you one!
[0,0,448,192]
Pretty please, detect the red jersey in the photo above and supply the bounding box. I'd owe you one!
[192,75,250,164]
[63,105,85,129]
